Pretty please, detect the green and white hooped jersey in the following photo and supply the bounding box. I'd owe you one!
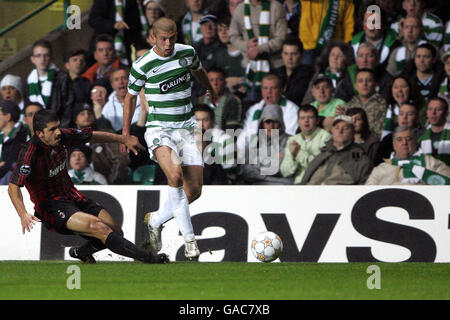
[128,43,202,129]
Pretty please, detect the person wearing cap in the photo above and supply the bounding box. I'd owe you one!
[239,103,293,185]
[280,104,331,184]
[179,0,207,46]
[310,73,346,131]
[438,51,450,101]
[300,114,372,185]
[366,126,450,185]
[272,37,314,107]
[0,100,28,184]
[68,145,108,185]
[65,49,91,104]
[344,68,388,137]
[1,74,24,112]
[73,102,113,132]
[191,14,225,103]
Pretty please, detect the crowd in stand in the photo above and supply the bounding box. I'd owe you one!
[1,0,449,186]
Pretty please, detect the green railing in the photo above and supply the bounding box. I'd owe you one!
[0,0,91,63]
[0,0,71,37]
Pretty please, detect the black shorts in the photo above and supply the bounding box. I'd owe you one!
[36,198,104,235]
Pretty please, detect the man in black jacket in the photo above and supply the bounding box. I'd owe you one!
[0,100,28,184]
[272,37,314,107]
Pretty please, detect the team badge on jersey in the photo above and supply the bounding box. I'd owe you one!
[179,57,188,67]
[153,138,160,146]
[20,165,31,176]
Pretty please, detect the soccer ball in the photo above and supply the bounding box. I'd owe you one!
[251,231,283,262]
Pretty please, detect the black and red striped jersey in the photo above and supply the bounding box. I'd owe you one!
[10,127,93,213]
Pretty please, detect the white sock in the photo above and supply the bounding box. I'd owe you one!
[169,186,195,242]
[150,197,173,228]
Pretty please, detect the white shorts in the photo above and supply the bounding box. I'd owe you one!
[144,126,204,167]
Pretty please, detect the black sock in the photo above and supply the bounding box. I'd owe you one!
[105,232,158,263]
[78,239,106,257]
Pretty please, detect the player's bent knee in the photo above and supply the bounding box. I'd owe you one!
[187,186,202,203]
[88,218,113,239]
[167,172,183,187]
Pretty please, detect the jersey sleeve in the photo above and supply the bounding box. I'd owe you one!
[190,49,203,71]
[9,143,36,187]
[128,61,147,96]
[61,127,93,148]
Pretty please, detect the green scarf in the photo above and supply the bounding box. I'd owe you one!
[418,122,450,165]
[182,12,202,46]
[114,0,129,65]
[316,0,340,52]
[27,64,57,108]
[392,153,450,185]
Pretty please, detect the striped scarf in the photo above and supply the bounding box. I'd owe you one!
[444,21,450,53]
[138,2,149,40]
[391,150,449,185]
[243,0,270,95]
[182,12,202,46]
[351,29,398,64]
[324,69,340,88]
[381,104,399,139]
[114,0,129,65]
[418,122,450,165]
[27,64,58,108]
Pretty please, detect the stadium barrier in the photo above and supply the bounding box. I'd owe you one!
[1,185,448,262]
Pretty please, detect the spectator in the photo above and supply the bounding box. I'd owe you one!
[1,74,24,113]
[191,14,224,101]
[90,81,114,131]
[88,0,143,65]
[309,73,346,131]
[335,42,393,103]
[65,49,91,104]
[272,37,314,107]
[68,145,108,185]
[366,126,450,185]
[194,14,224,71]
[22,102,43,139]
[237,74,299,156]
[351,8,400,67]
[82,34,121,91]
[179,0,206,46]
[417,97,450,165]
[302,40,355,105]
[229,0,288,101]
[382,74,425,139]
[25,39,75,128]
[386,16,426,77]
[401,42,445,103]
[300,115,373,185]
[438,51,450,100]
[0,100,28,184]
[344,68,388,137]
[213,15,246,92]
[239,103,293,185]
[280,104,331,184]
[299,0,355,66]
[390,0,444,49]
[282,0,300,38]
[375,101,424,165]
[138,0,166,41]
[73,103,112,132]
[194,104,235,185]
[102,66,142,132]
[197,67,243,130]
[346,107,380,165]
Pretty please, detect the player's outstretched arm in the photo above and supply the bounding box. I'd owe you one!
[90,131,145,155]
[121,93,138,153]
[8,183,41,234]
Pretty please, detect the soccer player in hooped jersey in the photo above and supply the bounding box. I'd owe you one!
[122,17,216,260]
[8,110,169,264]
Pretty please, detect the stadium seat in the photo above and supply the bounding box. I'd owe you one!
[132,165,156,185]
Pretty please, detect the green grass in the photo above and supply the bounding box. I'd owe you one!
[0,262,448,300]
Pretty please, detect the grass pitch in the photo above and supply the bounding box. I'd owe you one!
[0,261,448,300]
